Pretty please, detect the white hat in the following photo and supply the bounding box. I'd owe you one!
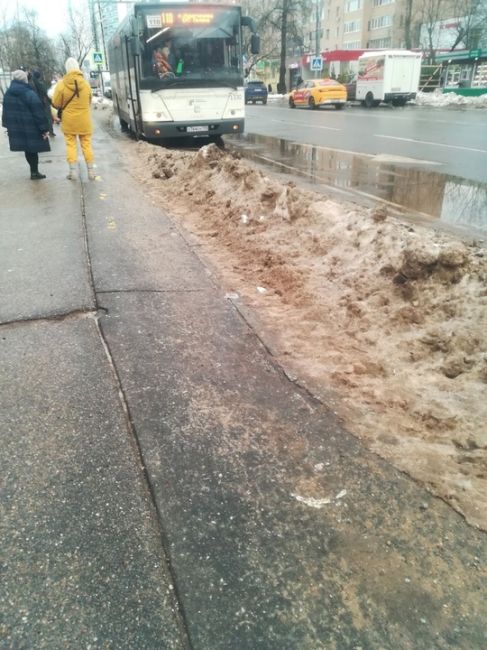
[65,58,80,73]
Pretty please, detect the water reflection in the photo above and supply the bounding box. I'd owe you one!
[227,133,487,233]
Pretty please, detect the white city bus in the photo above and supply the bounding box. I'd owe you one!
[108,3,259,140]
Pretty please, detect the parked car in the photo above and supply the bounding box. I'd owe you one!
[245,80,268,105]
[289,78,347,109]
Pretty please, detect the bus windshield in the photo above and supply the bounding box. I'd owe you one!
[137,5,243,90]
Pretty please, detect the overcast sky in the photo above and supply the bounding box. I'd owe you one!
[0,0,69,36]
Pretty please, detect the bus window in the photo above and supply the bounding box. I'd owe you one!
[138,6,242,89]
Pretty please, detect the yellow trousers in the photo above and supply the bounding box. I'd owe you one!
[64,133,94,164]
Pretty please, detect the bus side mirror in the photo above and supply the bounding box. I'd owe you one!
[251,34,260,55]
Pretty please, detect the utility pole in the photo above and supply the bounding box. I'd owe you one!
[97,0,108,96]
[314,0,321,78]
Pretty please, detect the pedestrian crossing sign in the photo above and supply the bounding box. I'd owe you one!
[93,52,104,65]
[310,56,323,72]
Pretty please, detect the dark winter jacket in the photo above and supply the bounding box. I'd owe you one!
[1,79,51,153]
[32,73,51,108]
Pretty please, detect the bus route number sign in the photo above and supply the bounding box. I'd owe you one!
[158,11,215,26]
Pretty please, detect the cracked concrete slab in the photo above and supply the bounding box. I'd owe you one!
[0,149,94,323]
[0,316,187,649]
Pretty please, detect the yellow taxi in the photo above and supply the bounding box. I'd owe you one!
[289,78,347,110]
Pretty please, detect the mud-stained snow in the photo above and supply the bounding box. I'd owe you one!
[131,140,487,530]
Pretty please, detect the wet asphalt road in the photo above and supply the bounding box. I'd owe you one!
[244,102,487,184]
[1,111,486,648]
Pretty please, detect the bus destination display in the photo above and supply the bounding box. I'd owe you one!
[146,11,218,29]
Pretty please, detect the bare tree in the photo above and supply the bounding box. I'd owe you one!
[0,9,57,80]
[242,0,312,93]
[449,0,487,50]
[58,1,93,67]
[404,0,414,49]
[241,0,282,76]
[418,0,446,60]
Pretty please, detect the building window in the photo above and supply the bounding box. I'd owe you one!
[368,37,392,48]
[344,20,361,34]
[369,15,392,30]
[373,0,394,6]
[326,29,330,39]
[345,0,361,11]
[344,41,362,49]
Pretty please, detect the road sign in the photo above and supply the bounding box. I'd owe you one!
[469,49,482,58]
[310,56,323,72]
[93,52,104,65]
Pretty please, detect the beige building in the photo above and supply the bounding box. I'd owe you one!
[294,0,465,81]
[317,0,464,52]
[320,0,411,52]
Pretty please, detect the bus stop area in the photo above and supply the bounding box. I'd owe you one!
[1,120,486,648]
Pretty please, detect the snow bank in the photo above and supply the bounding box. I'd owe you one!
[130,140,487,530]
[415,89,487,108]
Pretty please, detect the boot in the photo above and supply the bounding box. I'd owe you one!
[31,171,46,180]
[87,163,96,181]
[67,163,77,180]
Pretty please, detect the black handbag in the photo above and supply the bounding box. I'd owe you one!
[57,81,79,119]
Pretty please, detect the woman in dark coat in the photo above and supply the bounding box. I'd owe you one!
[1,69,51,179]
[31,70,55,137]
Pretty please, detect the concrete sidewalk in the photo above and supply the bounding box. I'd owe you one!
[1,116,486,649]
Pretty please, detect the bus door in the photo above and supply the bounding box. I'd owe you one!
[124,32,143,136]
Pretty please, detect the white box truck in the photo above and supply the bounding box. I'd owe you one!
[356,50,422,107]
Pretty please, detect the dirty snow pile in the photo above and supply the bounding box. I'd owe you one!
[92,97,112,109]
[415,90,487,108]
[132,141,487,530]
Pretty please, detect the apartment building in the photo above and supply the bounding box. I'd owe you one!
[293,0,412,81]
[320,0,411,52]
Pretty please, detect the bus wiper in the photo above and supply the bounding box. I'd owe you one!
[151,79,186,91]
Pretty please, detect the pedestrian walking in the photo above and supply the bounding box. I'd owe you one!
[31,70,55,137]
[52,57,95,180]
[1,69,51,180]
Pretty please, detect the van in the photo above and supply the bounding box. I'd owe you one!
[356,50,422,107]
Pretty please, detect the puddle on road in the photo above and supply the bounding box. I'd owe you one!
[226,133,487,234]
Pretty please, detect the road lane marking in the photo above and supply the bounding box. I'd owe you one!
[374,134,487,154]
[270,119,340,131]
[262,103,484,128]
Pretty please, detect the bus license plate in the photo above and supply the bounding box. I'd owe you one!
[187,126,209,133]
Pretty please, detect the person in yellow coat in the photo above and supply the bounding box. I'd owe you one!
[52,58,96,180]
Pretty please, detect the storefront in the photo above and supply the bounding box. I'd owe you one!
[437,49,487,95]
[321,49,366,82]
[286,50,366,88]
